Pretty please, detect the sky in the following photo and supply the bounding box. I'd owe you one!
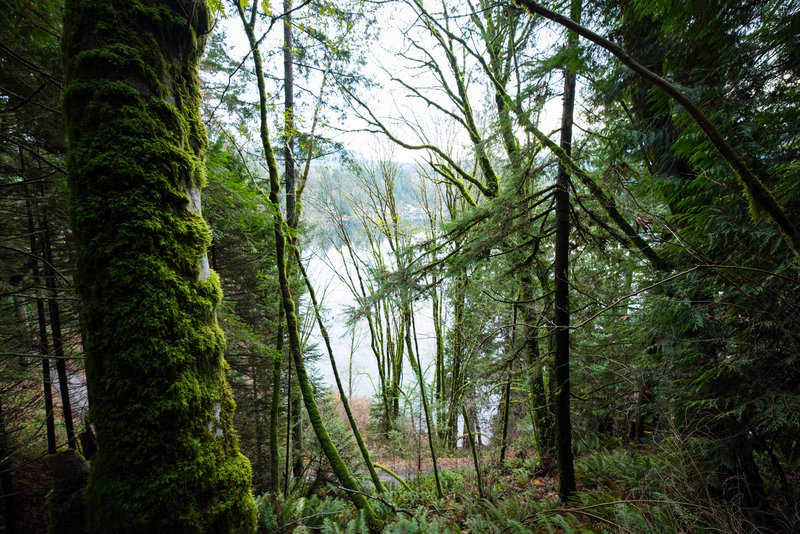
[209,0,565,165]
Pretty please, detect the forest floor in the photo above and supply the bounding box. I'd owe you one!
[358,444,799,533]
[375,453,559,496]
[374,456,474,482]
[11,444,798,532]
[367,450,567,532]
[1,455,51,534]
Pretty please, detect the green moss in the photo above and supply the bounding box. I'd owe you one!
[63,1,256,531]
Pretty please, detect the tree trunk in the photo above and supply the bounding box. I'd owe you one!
[234,2,382,528]
[432,276,445,435]
[445,271,466,451]
[270,303,283,494]
[407,308,442,498]
[387,304,402,425]
[499,377,512,465]
[284,0,296,231]
[553,0,580,502]
[283,322,292,495]
[63,2,256,530]
[41,214,77,450]
[522,272,555,459]
[291,382,304,481]
[462,406,484,499]
[283,0,305,484]
[25,187,56,454]
[499,304,517,465]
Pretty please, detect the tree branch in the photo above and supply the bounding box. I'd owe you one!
[513,0,800,257]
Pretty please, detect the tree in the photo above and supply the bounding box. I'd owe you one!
[514,0,800,257]
[233,1,383,529]
[552,0,581,502]
[62,1,256,531]
[585,0,800,510]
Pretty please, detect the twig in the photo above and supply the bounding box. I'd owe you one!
[0,245,73,287]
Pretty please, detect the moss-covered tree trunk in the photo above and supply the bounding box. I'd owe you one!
[62,1,257,531]
[444,271,466,451]
[234,2,382,529]
[520,273,554,458]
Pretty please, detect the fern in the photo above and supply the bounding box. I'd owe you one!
[319,509,371,534]
[255,494,279,532]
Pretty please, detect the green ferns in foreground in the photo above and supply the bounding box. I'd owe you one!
[251,437,799,534]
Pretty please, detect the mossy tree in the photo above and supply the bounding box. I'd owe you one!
[62,0,256,531]
[551,0,581,502]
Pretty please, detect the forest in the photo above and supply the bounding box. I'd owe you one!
[1,0,799,532]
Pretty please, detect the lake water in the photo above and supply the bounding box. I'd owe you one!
[304,244,438,404]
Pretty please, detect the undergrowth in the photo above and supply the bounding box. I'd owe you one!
[254,437,800,533]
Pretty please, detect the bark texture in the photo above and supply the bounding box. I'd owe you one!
[553,0,580,502]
